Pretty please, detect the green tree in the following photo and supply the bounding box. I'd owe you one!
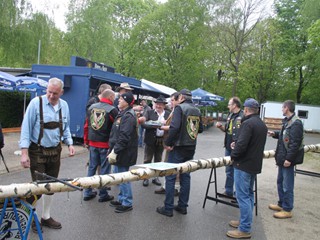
[209,0,266,96]
[273,0,319,103]
[238,19,280,103]
[129,0,210,90]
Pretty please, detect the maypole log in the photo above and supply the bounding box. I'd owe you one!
[0,144,319,199]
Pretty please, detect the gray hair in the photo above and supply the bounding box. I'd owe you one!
[49,78,64,90]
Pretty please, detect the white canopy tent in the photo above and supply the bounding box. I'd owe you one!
[141,79,176,96]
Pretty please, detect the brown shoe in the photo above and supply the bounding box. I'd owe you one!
[226,229,251,239]
[154,187,166,194]
[229,220,240,228]
[41,217,62,229]
[31,221,43,233]
[268,204,282,211]
[273,210,292,219]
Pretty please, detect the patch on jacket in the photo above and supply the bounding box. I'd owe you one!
[90,108,106,130]
[187,116,200,140]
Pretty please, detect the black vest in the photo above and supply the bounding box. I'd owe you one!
[175,102,201,146]
[87,102,115,142]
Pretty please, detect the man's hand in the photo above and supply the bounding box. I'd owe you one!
[20,149,30,168]
[216,122,224,132]
[68,145,75,157]
[267,131,275,137]
[283,160,291,167]
[133,105,143,112]
[164,146,173,151]
[108,150,117,164]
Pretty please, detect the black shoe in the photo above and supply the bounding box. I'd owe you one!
[221,191,234,198]
[98,195,114,202]
[83,192,97,201]
[109,200,122,207]
[115,205,133,213]
[143,179,149,187]
[231,199,238,204]
[154,187,166,194]
[156,206,173,217]
[174,189,180,197]
[174,205,187,215]
[152,178,161,186]
[32,221,43,233]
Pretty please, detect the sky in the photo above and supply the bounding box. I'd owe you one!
[29,0,70,32]
[29,0,274,32]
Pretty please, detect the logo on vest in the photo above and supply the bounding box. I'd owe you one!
[90,108,106,130]
[187,116,200,140]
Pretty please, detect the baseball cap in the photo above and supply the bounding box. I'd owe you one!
[243,98,259,108]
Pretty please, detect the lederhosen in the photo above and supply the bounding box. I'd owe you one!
[28,96,63,182]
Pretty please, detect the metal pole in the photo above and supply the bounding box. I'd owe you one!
[37,40,41,64]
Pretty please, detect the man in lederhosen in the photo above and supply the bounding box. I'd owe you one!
[20,77,75,232]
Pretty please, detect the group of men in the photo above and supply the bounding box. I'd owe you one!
[216,98,304,239]
[19,78,204,233]
[18,76,304,239]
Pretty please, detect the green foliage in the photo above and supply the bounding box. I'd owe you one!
[0,91,29,127]
[0,0,320,117]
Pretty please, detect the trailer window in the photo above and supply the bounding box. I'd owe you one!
[298,110,308,119]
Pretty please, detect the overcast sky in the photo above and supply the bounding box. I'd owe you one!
[29,0,274,32]
[30,0,70,31]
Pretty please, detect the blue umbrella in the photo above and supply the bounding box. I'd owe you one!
[191,88,224,102]
[15,76,48,114]
[0,71,18,87]
[16,76,48,88]
[198,100,217,107]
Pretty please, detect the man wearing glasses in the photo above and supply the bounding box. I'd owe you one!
[216,97,243,197]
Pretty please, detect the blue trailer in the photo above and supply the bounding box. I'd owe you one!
[30,56,163,140]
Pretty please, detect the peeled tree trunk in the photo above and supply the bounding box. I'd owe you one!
[0,144,319,199]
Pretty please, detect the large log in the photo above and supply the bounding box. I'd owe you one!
[0,144,319,199]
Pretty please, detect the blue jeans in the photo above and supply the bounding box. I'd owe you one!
[277,165,294,211]
[225,149,234,196]
[234,168,255,233]
[138,125,144,146]
[113,165,133,207]
[84,147,111,199]
[164,148,194,212]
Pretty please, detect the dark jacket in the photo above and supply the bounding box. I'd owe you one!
[86,99,117,143]
[109,107,138,167]
[165,99,203,149]
[86,95,100,110]
[142,109,170,145]
[224,110,244,151]
[0,123,4,149]
[273,113,304,166]
[231,114,267,174]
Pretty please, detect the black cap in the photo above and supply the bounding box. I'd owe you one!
[179,89,192,96]
[121,92,135,105]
